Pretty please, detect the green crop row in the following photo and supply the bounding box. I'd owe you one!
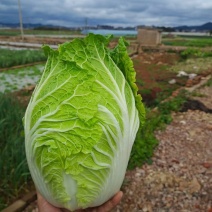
[0,49,47,68]
[180,48,212,59]
[163,36,212,48]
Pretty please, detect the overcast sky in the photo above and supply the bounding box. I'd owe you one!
[0,0,212,27]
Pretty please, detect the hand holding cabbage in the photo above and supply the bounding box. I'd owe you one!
[24,34,145,211]
[37,191,123,212]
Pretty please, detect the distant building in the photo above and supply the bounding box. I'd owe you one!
[137,27,162,46]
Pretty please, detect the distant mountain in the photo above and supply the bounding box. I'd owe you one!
[0,22,71,29]
[0,22,212,31]
[0,22,45,28]
[198,22,212,30]
[174,22,212,31]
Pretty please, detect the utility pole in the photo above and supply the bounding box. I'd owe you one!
[18,0,24,40]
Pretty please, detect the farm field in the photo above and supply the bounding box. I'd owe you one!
[0,32,212,211]
[0,64,43,93]
[162,36,212,47]
[0,48,46,69]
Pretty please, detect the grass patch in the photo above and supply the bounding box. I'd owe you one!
[0,49,47,68]
[180,48,212,60]
[162,36,212,47]
[0,93,30,210]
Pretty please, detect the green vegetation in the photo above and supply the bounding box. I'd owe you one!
[0,30,19,36]
[128,108,158,168]
[0,49,46,69]
[163,36,212,47]
[157,91,188,117]
[0,93,30,210]
[180,48,212,60]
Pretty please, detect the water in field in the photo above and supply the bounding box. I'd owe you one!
[81,29,137,36]
[0,64,44,93]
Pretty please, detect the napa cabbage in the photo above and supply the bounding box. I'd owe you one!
[24,34,145,211]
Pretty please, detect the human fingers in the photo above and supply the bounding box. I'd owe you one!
[88,191,123,212]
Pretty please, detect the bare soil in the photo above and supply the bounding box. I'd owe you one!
[133,52,181,105]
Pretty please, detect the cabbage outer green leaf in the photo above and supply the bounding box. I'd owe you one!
[24,34,145,211]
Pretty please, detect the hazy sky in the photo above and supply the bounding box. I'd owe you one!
[0,0,212,27]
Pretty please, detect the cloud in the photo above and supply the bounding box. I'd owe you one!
[0,0,211,27]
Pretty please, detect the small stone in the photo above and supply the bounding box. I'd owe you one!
[202,162,212,169]
[188,178,201,194]
[188,130,196,137]
[188,73,197,79]
[169,79,176,84]
[180,120,186,125]
[197,166,207,174]
[177,71,188,77]
[171,159,180,164]
[135,172,141,177]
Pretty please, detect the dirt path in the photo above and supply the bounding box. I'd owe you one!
[114,85,212,212]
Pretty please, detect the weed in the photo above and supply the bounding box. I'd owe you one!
[180,48,212,60]
[136,79,144,86]
[128,108,159,169]
[158,90,188,114]
[180,48,203,59]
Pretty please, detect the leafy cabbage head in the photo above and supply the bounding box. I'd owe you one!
[24,34,145,211]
